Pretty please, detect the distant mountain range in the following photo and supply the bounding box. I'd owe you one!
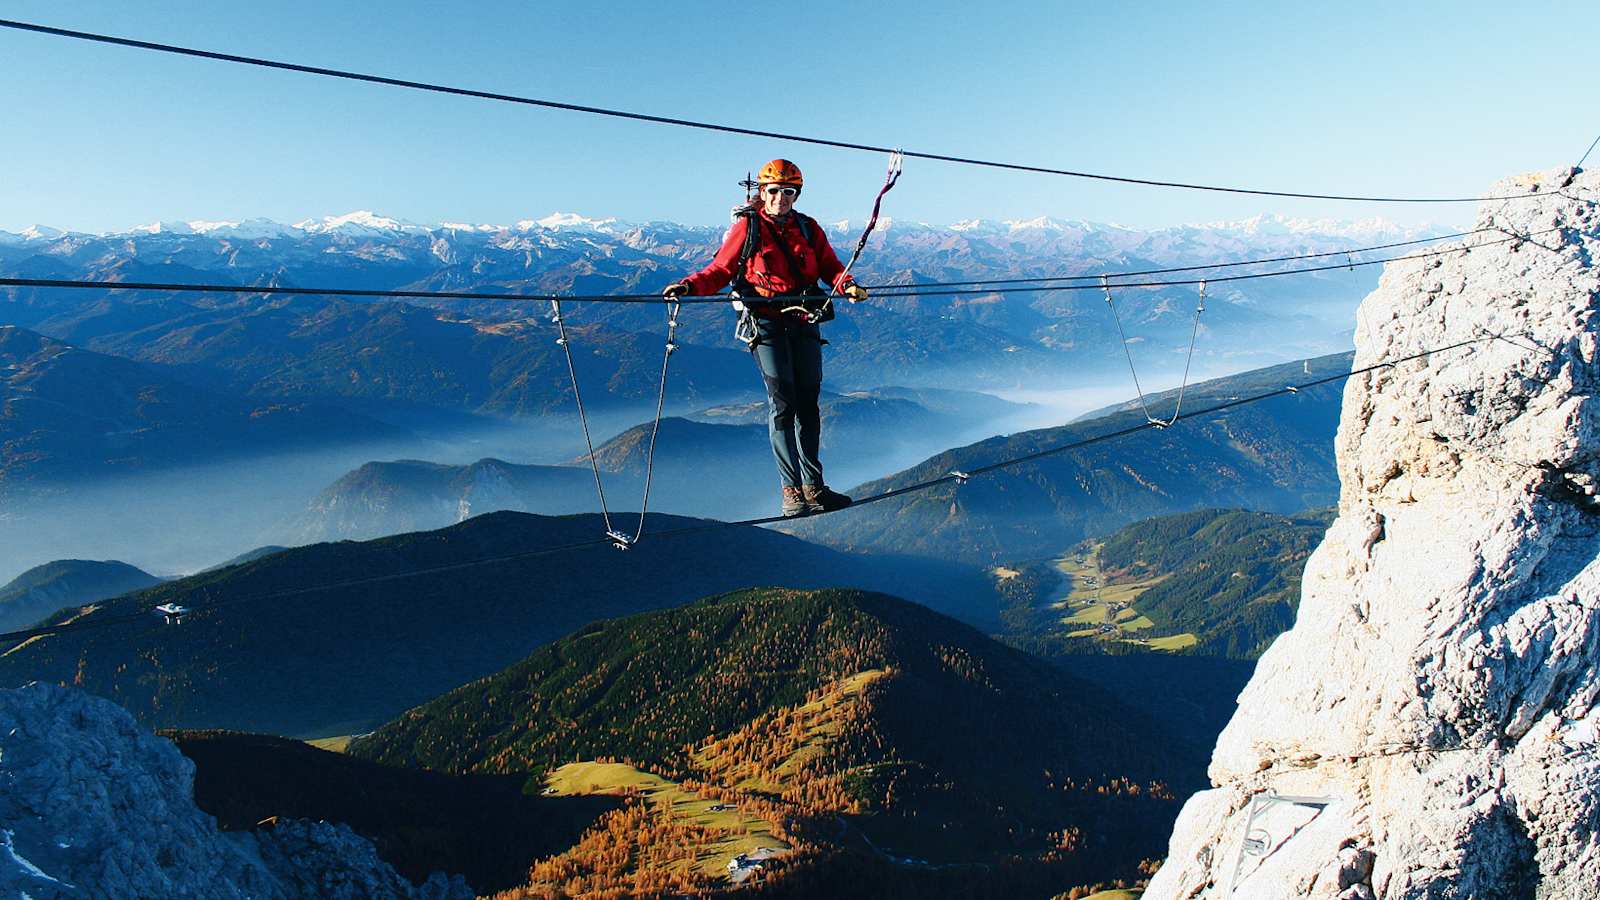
[352,586,1201,892]
[0,558,162,632]
[1,210,1432,419]
[794,352,1351,563]
[289,387,1034,540]
[0,325,403,496]
[0,511,994,737]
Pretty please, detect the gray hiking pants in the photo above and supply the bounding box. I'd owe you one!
[750,316,824,489]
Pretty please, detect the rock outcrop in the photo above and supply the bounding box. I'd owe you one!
[0,682,471,899]
[1146,167,1600,898]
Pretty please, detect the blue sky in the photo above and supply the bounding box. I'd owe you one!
[3,0,1593,234]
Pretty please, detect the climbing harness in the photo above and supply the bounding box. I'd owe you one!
[1102,275,1207,429]
[729,209,826,344]
[549,296,683,549]
[727,150,904,341]
[1225,790,1337,897]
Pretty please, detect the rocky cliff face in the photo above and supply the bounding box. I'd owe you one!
[0,683,471,899]
[1146,167,1600,899]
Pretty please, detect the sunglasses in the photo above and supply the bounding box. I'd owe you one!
[762,186,799,197]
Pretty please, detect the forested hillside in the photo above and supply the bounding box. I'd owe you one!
[999,508,1333,661]
[1098,507,1332,658]
[354,587,1201,894]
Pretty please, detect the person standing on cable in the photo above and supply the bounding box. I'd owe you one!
[665,159,870,518]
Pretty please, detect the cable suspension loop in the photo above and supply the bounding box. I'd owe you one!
[0,17,1552,204]
[1101,274,1204,429]
[550,296,683,549]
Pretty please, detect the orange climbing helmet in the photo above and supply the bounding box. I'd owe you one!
[757,159,804,188]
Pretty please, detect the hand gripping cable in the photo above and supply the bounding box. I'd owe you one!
[779,150,903,323]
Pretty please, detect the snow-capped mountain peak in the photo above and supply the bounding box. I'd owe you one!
[1003,215,1070,232]
[440,221,503,233]
[293,211,428,235]
[131,221,196,235]
[518,212,621,233]
[19,225,65,241]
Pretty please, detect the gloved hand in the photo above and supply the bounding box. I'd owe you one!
[842,282,869,303]
[663,282,690,299]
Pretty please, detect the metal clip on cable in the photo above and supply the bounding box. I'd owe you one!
[949,470,971,484]
[550,299,568,345]
[664,295,681,354]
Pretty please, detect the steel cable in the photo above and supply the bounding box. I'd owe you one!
[0,17,1557,204]
[862,229,1485,292]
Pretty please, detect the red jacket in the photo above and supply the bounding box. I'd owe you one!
[682,210,855,300]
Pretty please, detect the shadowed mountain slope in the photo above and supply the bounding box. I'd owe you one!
[0,325,404,495]
[0,512,993,737]
[0,558,163,632]
[293,387,1031,542]
[290,458,600,544]
[167,730,620,895]
[794,353,1351,563]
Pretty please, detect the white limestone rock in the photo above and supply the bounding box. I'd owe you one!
[1146,166,1600,899]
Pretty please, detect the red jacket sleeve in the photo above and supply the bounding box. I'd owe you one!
[812,228,855,292]
[682,217,749,296]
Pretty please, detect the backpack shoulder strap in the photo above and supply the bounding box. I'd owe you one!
[736,207,761,269]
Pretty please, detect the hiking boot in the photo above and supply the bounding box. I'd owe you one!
[803,483,852,512]
[781,485,811,517]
